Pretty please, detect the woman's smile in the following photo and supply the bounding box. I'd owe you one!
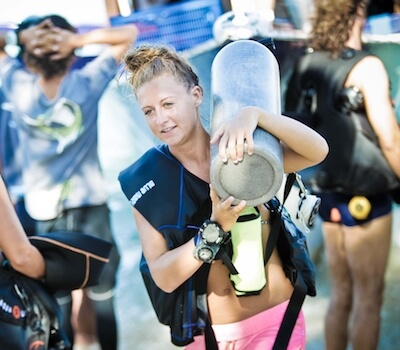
[160,125,177,134]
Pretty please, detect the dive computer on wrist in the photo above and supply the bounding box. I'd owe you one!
[193,240,220,263]
[198,220,227,245]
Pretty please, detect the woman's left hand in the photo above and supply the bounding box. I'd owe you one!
[209,185,246,232]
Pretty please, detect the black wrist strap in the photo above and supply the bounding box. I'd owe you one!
[217,247,238,275]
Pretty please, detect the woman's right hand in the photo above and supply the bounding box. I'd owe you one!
[209,185,246,232]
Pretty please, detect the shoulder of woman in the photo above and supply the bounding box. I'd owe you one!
[353,54,387,75]
[348,54,388,87]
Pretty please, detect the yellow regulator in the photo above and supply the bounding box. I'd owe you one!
[348,196,371,220]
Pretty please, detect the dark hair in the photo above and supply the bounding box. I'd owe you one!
[16,15,77,79]
[16,14,76,40]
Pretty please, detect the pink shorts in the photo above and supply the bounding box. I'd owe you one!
[185,300,306,350]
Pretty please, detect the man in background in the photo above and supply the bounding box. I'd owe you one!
[0,15,138,350]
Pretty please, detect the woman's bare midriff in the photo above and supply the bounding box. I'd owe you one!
[206,208,294,325]
[207,253,294,324]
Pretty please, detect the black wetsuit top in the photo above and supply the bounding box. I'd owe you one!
[118,144,211,346]
[285,48,399,196]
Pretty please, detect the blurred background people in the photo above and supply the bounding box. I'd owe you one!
[0,88,37,235]
[284,0,400,349]
[0,15,138,350]
[0,174,45,278]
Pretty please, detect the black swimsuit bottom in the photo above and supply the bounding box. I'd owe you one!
[317,192,392,226]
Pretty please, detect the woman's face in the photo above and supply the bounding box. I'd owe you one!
[137,74,203,146]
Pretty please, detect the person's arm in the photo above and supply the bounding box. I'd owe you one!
[68,23,139,62]
[0,176,45,279]
[18,18,139,63]
[134,181,246,294]
[210,106,329,174]
[134,207,203,293]
[355,56,400,178]
[0,30,15,60]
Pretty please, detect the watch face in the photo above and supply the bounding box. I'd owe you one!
[198,247,213,261]
[202,224,220,244]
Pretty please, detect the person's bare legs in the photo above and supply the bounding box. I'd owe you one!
[322,213,392,350]
[323,221,353,350]
[345,214,392,350]
[71,289,101,350]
